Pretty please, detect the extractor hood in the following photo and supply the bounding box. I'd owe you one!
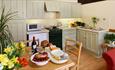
[44,1,60,12]
[44,1,60,18]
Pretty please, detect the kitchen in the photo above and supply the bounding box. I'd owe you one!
[0,0,115,70]
[6,0,82,50]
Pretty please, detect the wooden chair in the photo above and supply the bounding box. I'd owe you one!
[65,38,82,70]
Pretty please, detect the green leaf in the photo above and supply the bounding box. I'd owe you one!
[15,63,22,68]
[0,7,17,53]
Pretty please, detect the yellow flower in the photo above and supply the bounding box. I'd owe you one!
[0,54,18,69]
[0,54,5,62]
[20,42,25,49]
[7,60,14,69]
[14,42,18,47]
[4,47,13,54]
[1,55,9,66]
[15,43,20,49]
[11,56,18,63]
[15,42,25,49]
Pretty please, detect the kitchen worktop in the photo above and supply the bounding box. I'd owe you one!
[26,26,107,35]
[59,26,107,32]
[59,26,77,30]
[26,29,49,34]
[76,27,107,33]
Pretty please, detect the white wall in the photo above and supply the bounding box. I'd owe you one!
[37,0,78,2]
[0,0,2,14]
[26,18,78,27]
[25,0,79,27]
[55,0,78,2]
[82,1,115,30]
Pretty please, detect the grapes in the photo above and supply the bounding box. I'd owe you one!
[42,52,47,55]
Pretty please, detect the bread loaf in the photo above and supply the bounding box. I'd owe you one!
[41,40,49,47]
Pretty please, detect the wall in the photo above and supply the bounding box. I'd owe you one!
[82,1,115,30]
[0,0,2,14]
[55,0,78,2]
[38,0,78,2]
[26,18,78,27]
[26,0,80,27]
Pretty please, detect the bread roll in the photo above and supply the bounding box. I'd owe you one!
[41,40,49,47]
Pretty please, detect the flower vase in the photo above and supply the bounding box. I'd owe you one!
[93,23,96,29]
[13,68,19,70]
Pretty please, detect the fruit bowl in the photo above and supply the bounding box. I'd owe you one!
[30,53,50,66]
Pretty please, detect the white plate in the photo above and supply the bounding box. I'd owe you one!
[51,50,64,57]
[30,53,49,66]
[48,52,69,64]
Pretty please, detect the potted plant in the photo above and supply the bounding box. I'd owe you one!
[91,16,99,29]
[0,7,16,53]
[104,33,115,44]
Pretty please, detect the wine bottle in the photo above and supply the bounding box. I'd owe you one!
[31,36,37,54]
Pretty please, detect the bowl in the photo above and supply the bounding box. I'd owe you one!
[30,53,49,66]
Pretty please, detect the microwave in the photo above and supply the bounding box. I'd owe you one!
[26,24,43,31]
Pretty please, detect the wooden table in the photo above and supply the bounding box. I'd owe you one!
[20,47,75,70]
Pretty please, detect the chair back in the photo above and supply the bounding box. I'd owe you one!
[65,38,82,66]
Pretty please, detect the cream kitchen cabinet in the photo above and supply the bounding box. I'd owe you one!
[71,3,82,18]
[2,0,26,19]
[77,29,86,48]
[26,1,45,19]
[62,28,77,51]
[45,1,81,18]
[59,2,72,18]
[59,2,81,18]
[77,28,106,57]
[8,20,26,42]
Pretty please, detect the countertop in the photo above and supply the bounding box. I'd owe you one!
[59,26,107,33]
[26,29,49,34]
[26,26,107,34]
[59,27,77,30]
[76,27,107,33]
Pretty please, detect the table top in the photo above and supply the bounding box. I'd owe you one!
[20,47,75,70]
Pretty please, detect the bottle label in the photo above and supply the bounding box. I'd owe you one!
[33,45,36,49]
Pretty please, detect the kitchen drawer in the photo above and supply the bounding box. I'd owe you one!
[63,29,76,35]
